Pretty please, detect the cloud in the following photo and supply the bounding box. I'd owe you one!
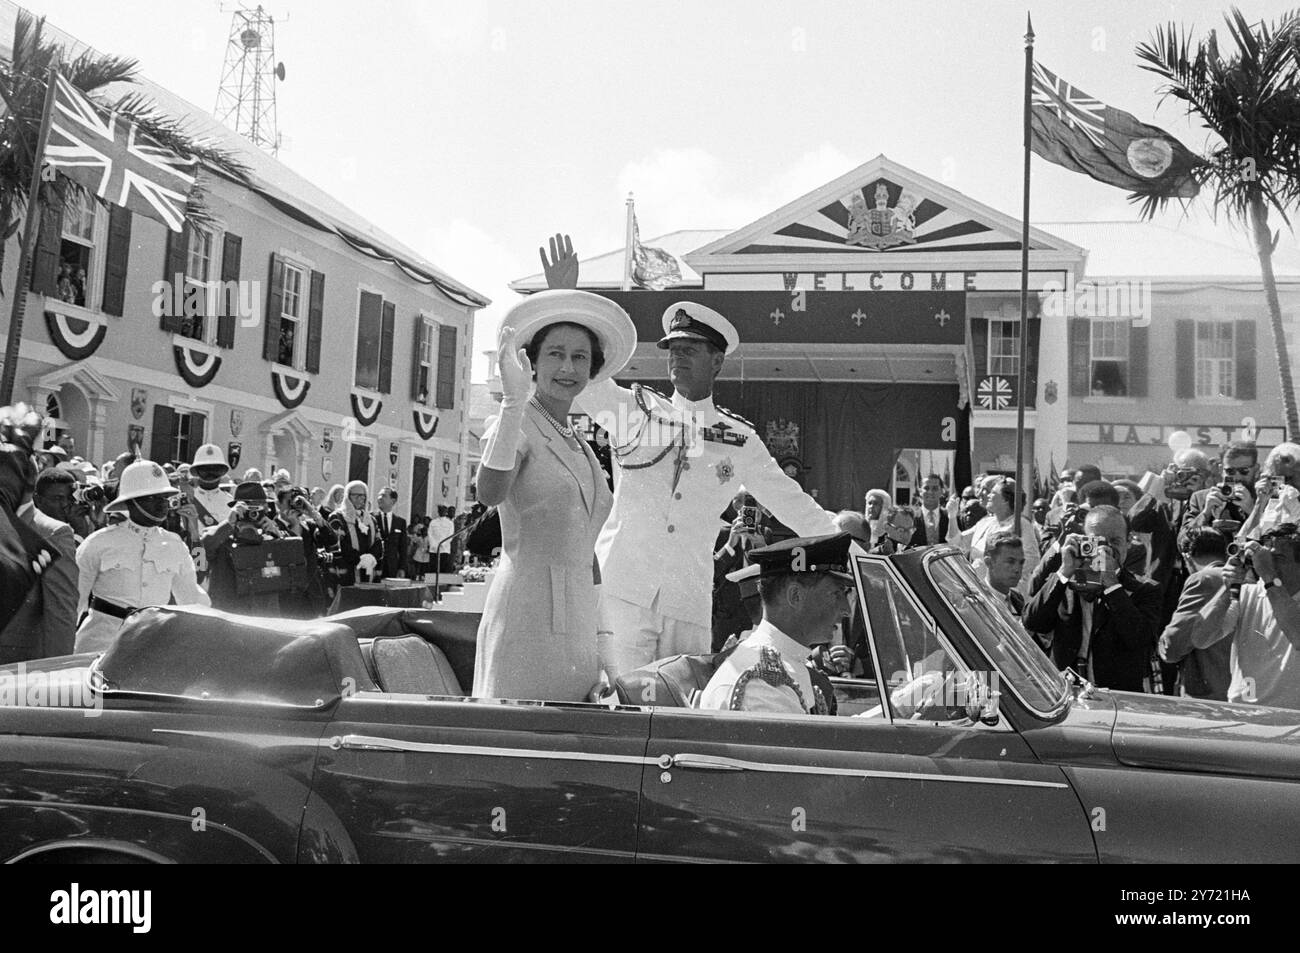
[419,219,524,382]
[614,142,857,236]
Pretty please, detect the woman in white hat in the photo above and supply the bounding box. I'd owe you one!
[75,460,209,654]
[473,290,636,702]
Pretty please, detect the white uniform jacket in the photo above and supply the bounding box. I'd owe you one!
[579,380,836,628]
[699,620,824,714]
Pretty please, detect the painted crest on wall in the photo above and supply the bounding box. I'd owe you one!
[230,409,244,437]
[130,388,148,420]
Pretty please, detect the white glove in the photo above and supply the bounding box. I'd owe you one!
[496,323,532,405]
[358,553,377,572]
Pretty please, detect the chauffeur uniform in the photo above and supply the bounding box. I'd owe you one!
[699,620,833,714]
[580,306,836,680]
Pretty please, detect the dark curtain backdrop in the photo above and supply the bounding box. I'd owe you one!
[628,380,962,511]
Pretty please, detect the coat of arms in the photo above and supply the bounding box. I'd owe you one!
[227,441,242,471]
[389,441,400,466]
[846,182,918,250]
[130,388,147,420]
[321,428,334,454]
[1044,380,1058,405]
[230,409,244,437]
[765,419,800,460]
[127,424,144,452]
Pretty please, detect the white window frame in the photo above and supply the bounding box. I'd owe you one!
[57,192,106,312]
[1089,318,1130,397]
[179,224,223,345]
[416,314,438,406]
[1194,319,1236,399]
[276,261,308,371]
[170,409,208,466]
[986,318,1021,377]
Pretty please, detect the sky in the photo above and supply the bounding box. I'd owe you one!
[14,0,1300,381]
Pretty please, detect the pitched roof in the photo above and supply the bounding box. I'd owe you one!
[0,0,489,307]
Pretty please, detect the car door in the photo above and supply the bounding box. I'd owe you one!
[635,557,1098,863]
[309,694,652,862]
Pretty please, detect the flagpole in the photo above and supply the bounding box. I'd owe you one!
[0,54,61,405]
[1012,14,1033,539]
[622,192,634,292]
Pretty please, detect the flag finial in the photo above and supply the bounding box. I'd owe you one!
[1025,12,1034,44]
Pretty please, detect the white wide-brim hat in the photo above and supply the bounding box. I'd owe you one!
[502,290,637,384]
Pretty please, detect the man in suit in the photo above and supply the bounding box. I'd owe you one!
[1024,505,1163,691]
[374,487,408,579]
[1157,527,1231,700]
[1,456,75,661]
[910,473,949,547]
[983,532,1027,618]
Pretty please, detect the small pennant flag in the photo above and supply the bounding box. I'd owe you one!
[1030,62,1200,202]
[45,74,197,231]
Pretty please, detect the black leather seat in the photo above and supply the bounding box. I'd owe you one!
[615,653,721,708]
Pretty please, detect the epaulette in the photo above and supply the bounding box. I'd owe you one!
[716,405,755,430]
[728,644,808,711]
[632,383,670,411]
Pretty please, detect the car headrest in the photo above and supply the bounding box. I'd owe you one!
[615,653,721,708]
[99,606,377,706]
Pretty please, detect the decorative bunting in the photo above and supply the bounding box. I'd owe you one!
[272,367,310,409]
[412,407,439,439]
[44,310,106,360]
[172,342,222,388]
[351,392,383,426]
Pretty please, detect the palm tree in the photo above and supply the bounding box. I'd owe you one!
[0,11,247,402]
[1136,7,1300,438]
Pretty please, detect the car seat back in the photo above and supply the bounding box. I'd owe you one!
[370,635,464,696]
[615,653,720,707]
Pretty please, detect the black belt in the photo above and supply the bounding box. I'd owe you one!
[89,595,137,620]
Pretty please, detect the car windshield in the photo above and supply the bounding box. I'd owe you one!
[925,552,1069,715]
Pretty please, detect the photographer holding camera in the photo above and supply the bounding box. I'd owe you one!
[1190,524,1300,709]
[1180,441,1259,547]
[206,481,292,614]
[276,484,338,617]
[1023,505,1162,690]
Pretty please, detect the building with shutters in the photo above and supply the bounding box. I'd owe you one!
[509,156,1299,506]
[1,6,488,524]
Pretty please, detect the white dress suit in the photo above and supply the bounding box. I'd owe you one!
[578,380,835,679]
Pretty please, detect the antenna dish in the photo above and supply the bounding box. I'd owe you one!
[275,62,286,81]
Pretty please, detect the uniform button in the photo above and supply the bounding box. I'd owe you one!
[674,492,682,500]
[681,463,690,471]
[667,525,675,533]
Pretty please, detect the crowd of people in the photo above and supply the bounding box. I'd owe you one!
[4,231,1300,721]
[0,407,471,661]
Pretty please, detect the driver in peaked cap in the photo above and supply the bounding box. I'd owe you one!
[575,298,837,685]
[699,533,855,715]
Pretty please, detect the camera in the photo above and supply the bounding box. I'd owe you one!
[1165,466,1202,501]
[740,505,758,530]
[73,483,105,506]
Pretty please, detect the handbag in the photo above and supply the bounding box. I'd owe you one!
[228,538,311,596]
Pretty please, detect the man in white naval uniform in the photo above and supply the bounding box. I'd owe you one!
[700,533,854,715]
[578,301,837,681]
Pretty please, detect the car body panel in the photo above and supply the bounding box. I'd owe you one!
[311,694,651,862]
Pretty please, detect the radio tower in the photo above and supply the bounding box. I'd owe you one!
[214,4,286,154]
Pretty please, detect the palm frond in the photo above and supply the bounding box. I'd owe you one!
[112,90,250,182]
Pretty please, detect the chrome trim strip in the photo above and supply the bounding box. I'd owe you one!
[328,734,659,766]
[328,735,1066,789]
[666,753,1069,788]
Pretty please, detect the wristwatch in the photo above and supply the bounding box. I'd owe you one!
[1266,577,1285,591]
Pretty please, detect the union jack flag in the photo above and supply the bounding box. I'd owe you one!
[976,376,1015,411]
[44,74,197,232]
[1031,63,1106,148]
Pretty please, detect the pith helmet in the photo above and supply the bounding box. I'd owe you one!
[191,443,230,476]
[105,460,181,512]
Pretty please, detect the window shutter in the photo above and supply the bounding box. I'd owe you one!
[1068,318,1090,396]
[1128,324,1149,397]
[306,270,324,373]
[30,201,64,297]
[159,223,188,333]
[970,318,989,374]
[410,316,426,401]
[1025,318,1041,408]
[150,405,176,465]
[101,206,132,316]
[378,300,396,394]
[215,232,241,348]
[262,253,284,362]
[1235,320,1257,400]
[190,414,206,455]
[436,324,457,409]
[1175,319,1195,398]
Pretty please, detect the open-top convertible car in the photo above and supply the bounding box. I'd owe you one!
[2,545,1299,863]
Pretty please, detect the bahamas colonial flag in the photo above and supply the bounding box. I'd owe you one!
[44,74,197,231]
[1030,62,1200,202]
[631,211,681,291]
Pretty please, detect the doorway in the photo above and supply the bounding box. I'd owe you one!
[348,442,372,486]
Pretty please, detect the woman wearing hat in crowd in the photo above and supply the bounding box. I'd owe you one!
[74,460,209,654]
[473,289,636,702]
[329,479,383,585]
[320,483,345,524]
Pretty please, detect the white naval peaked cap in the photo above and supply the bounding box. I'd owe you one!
[658,301,739,355]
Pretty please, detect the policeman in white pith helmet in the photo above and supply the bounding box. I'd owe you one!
[571,288,837,682]
[74,460,209,654]
[183,442,235,580]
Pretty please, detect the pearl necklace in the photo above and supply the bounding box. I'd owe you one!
[530,396,574,438]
